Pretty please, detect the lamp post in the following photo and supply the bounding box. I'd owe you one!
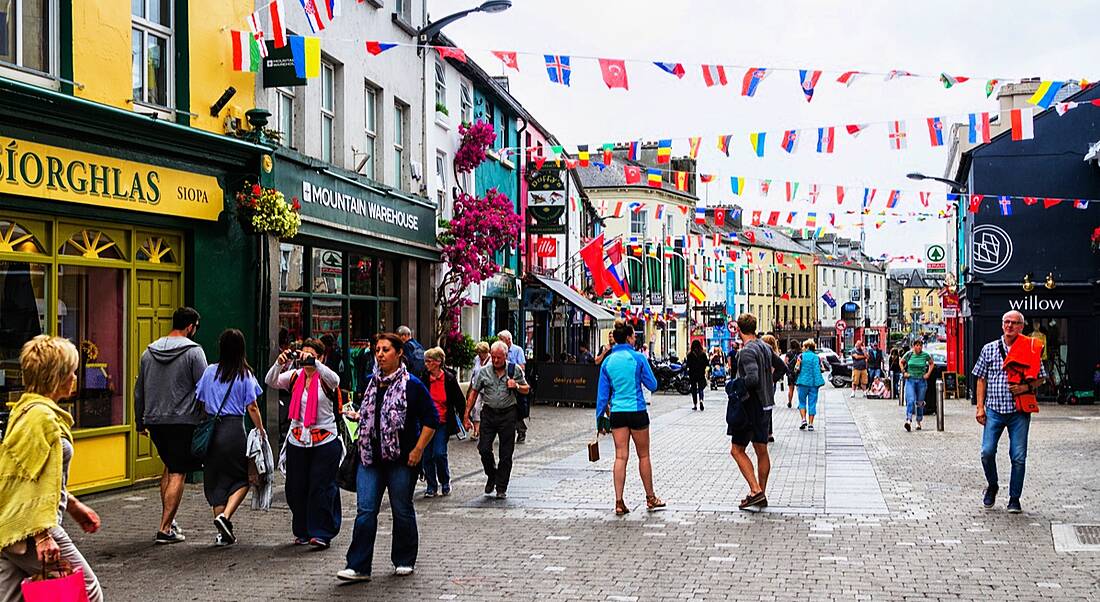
[417,0,512,46]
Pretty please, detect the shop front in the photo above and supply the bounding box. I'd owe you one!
[264,150,438,394]
[482,272,519,341]
[0,82,263,494]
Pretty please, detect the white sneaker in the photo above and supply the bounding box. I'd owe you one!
[394,566,414,576]
[336,568,371,582]
[849,392,855,398]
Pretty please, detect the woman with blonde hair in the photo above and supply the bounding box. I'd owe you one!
[420,346,467,497]
[0,336,102,600]
[794,339,827,431]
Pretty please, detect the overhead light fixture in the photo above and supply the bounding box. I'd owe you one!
[1045,272,1056,290]
[1022,273,1035,292]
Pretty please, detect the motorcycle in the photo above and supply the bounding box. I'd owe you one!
[651,357,692,395]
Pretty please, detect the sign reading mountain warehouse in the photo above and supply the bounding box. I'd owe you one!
[0,135,223,220]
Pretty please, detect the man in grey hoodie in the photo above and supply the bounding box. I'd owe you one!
[134,307,207,544]
[730,313,774,511]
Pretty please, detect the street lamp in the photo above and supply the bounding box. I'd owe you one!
[906,172,967,193]
[417,1,512,45]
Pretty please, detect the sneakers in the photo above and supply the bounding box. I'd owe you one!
[308,538,330,550]
[495,490,508,499]
[916,423,922,431]
[336,568,371,582]
[982,486,998,509]
[904,422,911,432]
[799,421,807,430]
[441,485,451,496]
[293,537,310,545]
[484,477,495,496]
[214,514,236,546]
[155,529,186,544]
[807,424,815,432]
[787,401,792,408]
[850,392,856,398]
[394,566,414,576]
[699,402,704,411]
[1007,497,1022,513]
[423,489,437,498]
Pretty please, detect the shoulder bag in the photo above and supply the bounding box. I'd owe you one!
[336,379,365,492]
[191,378,235,461]
[506,363,530,419]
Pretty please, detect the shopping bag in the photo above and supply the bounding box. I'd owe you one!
[587,436,600,462]
[21,562,89,602]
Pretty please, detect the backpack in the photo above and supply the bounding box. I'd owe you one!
[506,362,530,419]
[403,340,426,378]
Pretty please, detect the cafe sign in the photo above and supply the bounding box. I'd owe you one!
[0,135,223,220]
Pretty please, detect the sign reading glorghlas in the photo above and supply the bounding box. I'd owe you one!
[301,181,420,232]
[0,135,223,221]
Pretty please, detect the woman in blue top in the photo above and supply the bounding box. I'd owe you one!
[194,329,265,546]
[793,339,826,431]
[596,322,664,516]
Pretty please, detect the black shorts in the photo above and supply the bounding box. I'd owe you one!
[609,411,650,430]
[729,401,770,447]
[147,424,203,473]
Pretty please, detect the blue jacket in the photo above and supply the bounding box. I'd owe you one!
[596,344,658,417]
[795,350,826,388]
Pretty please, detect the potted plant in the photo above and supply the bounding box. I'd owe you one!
[435,102,450,117]
[235,182,302,239]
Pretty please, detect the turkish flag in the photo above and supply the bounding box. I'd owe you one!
[599,58,629,90]
[491,50,519,71]
[742,231,756,243]
[714,208,726,226]
[624,165,642,184]
[968,194,984,213]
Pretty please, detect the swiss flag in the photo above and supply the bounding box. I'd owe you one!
[624,165,642,184]
[598,58,629,90]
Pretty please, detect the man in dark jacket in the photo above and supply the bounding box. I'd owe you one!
[729,313,773,510]
[133,307,207,544]
[397,325,426,378]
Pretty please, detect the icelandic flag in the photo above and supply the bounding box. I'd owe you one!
[927,117,945,147]
[742,67,768,96]
[654,62,686,79]
[780,129,798,153]
[886,190,900,208]
[299,0,326,33]
[968,112,992,144]
[544,55,571,86]
[799,69,822,102]
[816,127,834,153]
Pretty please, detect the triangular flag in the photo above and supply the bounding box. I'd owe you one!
[365,41,397,55]
[491,50,519,71]
[435,46,467,63]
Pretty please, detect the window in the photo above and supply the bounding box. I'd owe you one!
[434,60,446,111]
[274,88,294,148]
[320,62,335,163]
[393,101,407,189]
[460,84,472,124]
[361,84,378,178]
[912,293,922,308]
[1,0,52,74]
[131,0,172,108]
[435,150,447,211]
[630,209,647,236]
[394,0,410,22]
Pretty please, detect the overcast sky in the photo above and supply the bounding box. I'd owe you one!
[438,0,1098,263]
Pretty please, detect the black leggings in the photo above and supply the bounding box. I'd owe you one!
[690,378,706,404]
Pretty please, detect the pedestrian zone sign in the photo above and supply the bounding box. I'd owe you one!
[925,244,946,275]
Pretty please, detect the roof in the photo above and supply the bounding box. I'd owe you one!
[533,274,617,325]
[574,154,698,201]
[904,269,943,288]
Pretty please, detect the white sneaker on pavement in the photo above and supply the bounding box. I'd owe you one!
[394,566,414,576]
[336,568,371,582]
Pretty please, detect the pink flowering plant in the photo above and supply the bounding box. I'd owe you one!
[453,119,497,173]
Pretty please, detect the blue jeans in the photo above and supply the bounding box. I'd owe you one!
[345,461,418,574]
[421,428,451,493]
[981,408,1031,499]
[904,378,928,422]
[796,385,819,416]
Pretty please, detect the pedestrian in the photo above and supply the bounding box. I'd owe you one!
[133,306,207,544]
[320,333,343,374]
[850,341,868,397]
[0,336,103,601]
[496,330,530,444]
[338,333,439,581]
[761,335,788,443]
[867,376,889,399]
[420,347,466,498]
[194,329,266,546]
[578,344,595,364]
[900,339,934,432]
[888,347,902,401]
[397,325,426,378]
[685,339,709,411]
[595,329,617,365]
[973,310,1047,513]
[595,322,664,515]
[867,344,884,382]
[784,341,800,408]
[794,339,827,431]
[727,314,774,510]
[463,341,530,499]
[469,341,491,440]
[264,338,343,549]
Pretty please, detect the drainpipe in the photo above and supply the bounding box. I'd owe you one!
[516,115,528,347]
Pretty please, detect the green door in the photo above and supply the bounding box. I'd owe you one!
[133,271,180,481]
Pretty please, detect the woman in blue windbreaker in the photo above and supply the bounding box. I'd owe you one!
[595,322,665,516]
[794,339,827,432]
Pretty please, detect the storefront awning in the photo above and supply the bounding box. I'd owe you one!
[533,275,617,326]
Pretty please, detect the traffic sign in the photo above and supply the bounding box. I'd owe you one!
[925,244,946,275]
[835,320,847,331]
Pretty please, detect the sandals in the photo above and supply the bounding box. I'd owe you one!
[615,499,630,516]
[646,495,666,511]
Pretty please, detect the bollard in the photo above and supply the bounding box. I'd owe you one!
[936,380,945,432]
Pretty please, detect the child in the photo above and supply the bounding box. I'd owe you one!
[867,375,888,399]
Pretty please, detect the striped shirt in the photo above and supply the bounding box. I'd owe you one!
[972,337,1048,414]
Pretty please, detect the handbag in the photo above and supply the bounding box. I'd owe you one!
[190,377,235,461]
[587,434,600,462]
[336,380,367,493]
[21,560,88,602]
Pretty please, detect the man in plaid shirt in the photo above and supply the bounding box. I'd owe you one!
[972,310,1047,513]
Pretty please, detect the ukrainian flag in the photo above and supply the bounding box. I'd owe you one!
[1028,81,1065,110]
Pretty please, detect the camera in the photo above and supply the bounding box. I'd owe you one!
[286,350,301,361]
[300,354,316,367]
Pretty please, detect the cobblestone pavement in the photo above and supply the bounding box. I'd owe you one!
[72,388,1100,601]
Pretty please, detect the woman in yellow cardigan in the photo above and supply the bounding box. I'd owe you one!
[0,335,103,601]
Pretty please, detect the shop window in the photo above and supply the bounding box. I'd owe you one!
[378,257,397,297]
[279,243,305,292]
[0,0,53,76]
[0,219,45,254]
[311,297,343,340]
[136,236,176,264]
[58,265,127,428]
[312,248,343,294]
[0,260,49,406]
[278,297,305,345]
[131,0,173,109]
[60,229,125,260]
[350,253,374,296]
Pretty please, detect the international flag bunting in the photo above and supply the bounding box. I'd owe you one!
[846,123,868,137]
[624,165,641,184]
[940,73,969,88]
[298,0,326,33]
[886,190,900,208]
[688,137,701,159]
[888,120,908,150]
[836,186,846,205]
[919,192,931,207]
[629,202,642,214]
[602,143,614,165]
[816,127,835,153]
[1055,102,1080,116]
[289,35,320,78]
[491,50,519,71]
[927,117,945,146]
[366,41,397,55]
[700,174,716,183]
[968,112,992,144]
[695,207,706,224]
[885,69,914,81]
[577,145,590,166]
[657,139,672,163]
[435,46,467,63]
[1027,81,1064,109]
[702,64,728,87]
[968,194,984,213]
[998,196,1013,216]
[985,79,1001,98]
[717,135,732,156]
[654,62,686,78]
[1022,196,1039,206]
[612,202,624,217]
[230,31,263,72]
[1075,200,1089,209]
[808,184,820,204]
[862,188,876,208]
[742,68,768,96]
[760,179,771,197]
[767,211,780,226]
[730,176,745,195]
[742,231,756,244]
[781,130,799,153]
[598,58,629,90]
[750,133,766,157]
[785,182,799,203]
[714,207,726,226]
[647,168,662,187]
[799,69,822,102]
[751,211,762,226]
[674,171,688,191]
[654,203,665,220]
[837,71,861,87]
[544,55,571,86]
[325,0,340,19]
[688,279,706,303]
[786,212,797,224]
[628,141,640,161]
[1009,108,1034,141]
[1043,198,1061,209]
[806,212,817,228]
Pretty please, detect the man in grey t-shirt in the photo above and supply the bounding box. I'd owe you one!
[464,341,530,498]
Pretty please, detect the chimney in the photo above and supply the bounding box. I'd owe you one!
[492,76,510,92]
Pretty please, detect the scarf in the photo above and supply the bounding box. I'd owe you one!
[289,369,320,428]
[0,393,73,550]
[359,365,409,466]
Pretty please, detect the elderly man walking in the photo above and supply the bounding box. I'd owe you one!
[973,310,1046,513]
[497,330,530,444]
[464,341,530,498]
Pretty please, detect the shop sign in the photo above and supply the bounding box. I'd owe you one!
[535,237,557,258]
[523,287,553,311]
[925,243,946,274]
[0,134,223,220]
[526,166,566,233]
[262,42,306,88]
[485,273,517,298]
[995,293,1088,314]
[649,291,663,306]
[725,268,737,317]
[971,224,1013,275]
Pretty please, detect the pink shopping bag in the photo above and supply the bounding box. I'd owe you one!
[21,566,89,602]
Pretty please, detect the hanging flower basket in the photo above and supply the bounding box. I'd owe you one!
[236,183,301,239]
[454,120,497,173]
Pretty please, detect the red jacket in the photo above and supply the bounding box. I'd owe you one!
[1003,335,1044,412]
